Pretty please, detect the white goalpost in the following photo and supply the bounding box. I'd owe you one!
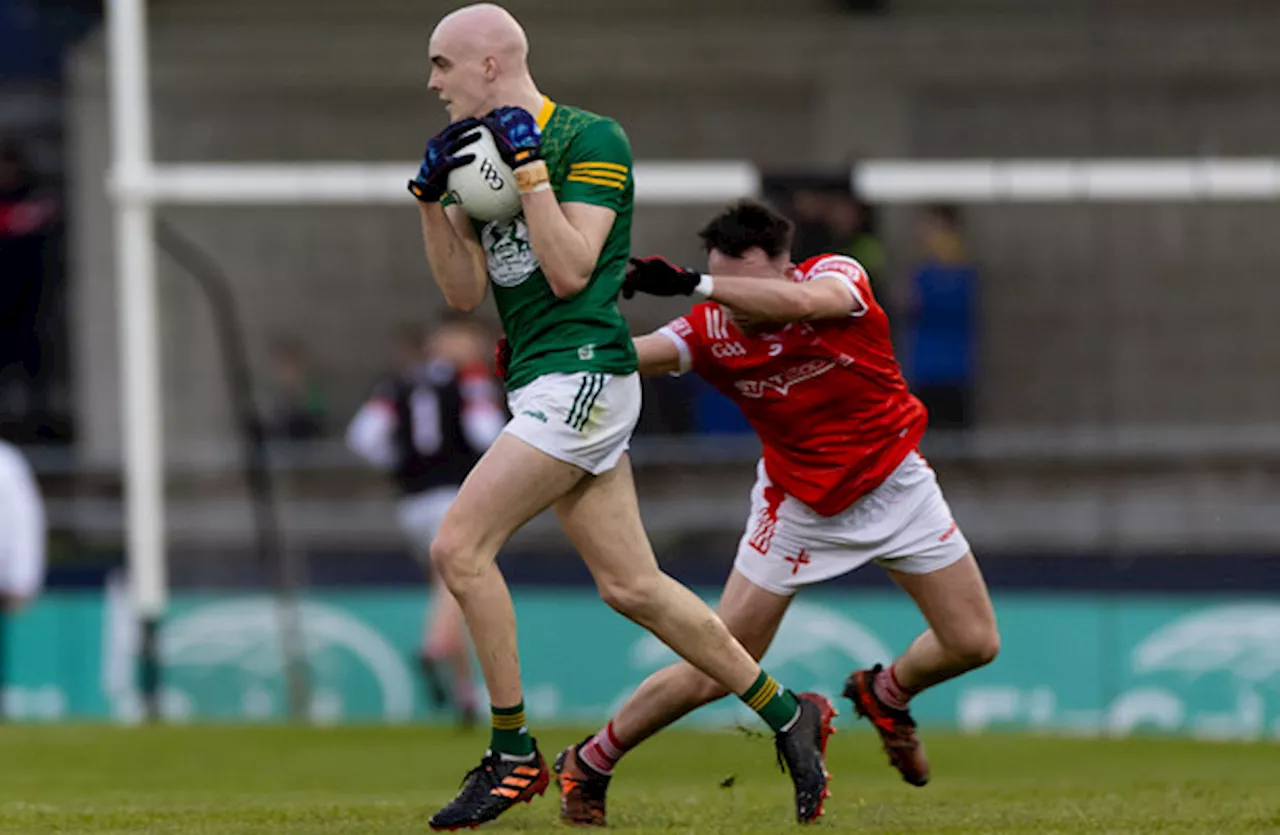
[106,0,166,662]
[104,0,1280,687]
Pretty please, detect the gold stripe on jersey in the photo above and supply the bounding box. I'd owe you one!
[569,169,627,184]
[566,174,626,190]
[570,160,629,174]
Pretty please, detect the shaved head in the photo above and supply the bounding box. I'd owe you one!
[432,3,528,68]
[427,3,540,121]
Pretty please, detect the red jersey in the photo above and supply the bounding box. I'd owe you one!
[659,254,927,517]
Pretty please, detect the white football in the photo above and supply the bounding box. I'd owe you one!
[447,125,522,223]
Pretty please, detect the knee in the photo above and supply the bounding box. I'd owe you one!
[597,573,664,622]
[429,532,482,596]
[951,624,1000,670]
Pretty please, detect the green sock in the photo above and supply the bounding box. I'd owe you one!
[490,702,534,757]
[740,671,801,733]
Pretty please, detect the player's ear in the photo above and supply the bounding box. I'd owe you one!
[482,55,499,82]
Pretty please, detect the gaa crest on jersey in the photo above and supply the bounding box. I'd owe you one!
[482,216,540,288]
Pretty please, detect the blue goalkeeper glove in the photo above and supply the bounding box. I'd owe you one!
[480,106,542,169]
[408,118,483,203]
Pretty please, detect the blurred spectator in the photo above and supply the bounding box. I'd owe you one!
[0,140,61,436]
[903,204,979,430]
[345,314,504,726]
[828,192,886,287]
[0,436,45,720]
[262,338,329,440]
[0,438,45,612]
[787,187,837,261]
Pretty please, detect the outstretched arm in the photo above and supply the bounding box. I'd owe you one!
[624,256,862,324]
[633,332,687,377]
[702,275,855,323]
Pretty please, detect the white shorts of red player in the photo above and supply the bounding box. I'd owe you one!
[734,451,969,596]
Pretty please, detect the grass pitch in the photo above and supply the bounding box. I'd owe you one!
[0,724,1276,834]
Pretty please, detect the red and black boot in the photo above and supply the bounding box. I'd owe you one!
[554,739,611,826]
[843,665,930,787]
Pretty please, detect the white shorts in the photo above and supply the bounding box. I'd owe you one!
[734,451,970,596]
[502,371,641,476]
[397,486,459,564]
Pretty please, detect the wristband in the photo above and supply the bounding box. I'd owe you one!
[693,273,715,299]
[515,159,551,194]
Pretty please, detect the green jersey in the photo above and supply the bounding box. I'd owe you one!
[465,98,638,390]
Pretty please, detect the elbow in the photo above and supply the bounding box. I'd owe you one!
[548,267,591,299]
[443,292,484,313]
[787,295,818,321]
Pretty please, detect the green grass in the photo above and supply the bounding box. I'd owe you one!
[0,725,1277,834]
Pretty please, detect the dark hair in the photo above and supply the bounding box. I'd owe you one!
[923,203,962,230]
[697,199,795,259]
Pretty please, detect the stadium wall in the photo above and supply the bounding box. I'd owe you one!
[4,584,1279,741]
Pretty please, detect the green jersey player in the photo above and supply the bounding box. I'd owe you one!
[408,4,831,831]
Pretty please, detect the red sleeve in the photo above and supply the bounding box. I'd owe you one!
[656,304,714,374]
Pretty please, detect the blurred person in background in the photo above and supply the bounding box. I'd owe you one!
[346,314,505,728]
[829,192,885,289]
[0,438,47,719]
[902,204,979,430]
[0,140,60,434]
[0,438,44,610]
[785,186,837,260]
[262,337,329,440]
[547,200,998,825]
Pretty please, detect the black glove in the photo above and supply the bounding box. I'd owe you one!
[407,118,483,203]
[623,256,703,299]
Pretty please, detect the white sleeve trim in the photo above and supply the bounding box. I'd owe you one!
[808,271,869,317]
[656,326,694,375]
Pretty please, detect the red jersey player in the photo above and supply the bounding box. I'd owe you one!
[552,200,1000,826]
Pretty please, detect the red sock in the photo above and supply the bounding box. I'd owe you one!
[873,665,915,711]
[578,720,628,776]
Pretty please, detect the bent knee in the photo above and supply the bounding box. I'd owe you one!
[597,574,664,621]
[429,532,482,591]
[951,626,1000,669]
